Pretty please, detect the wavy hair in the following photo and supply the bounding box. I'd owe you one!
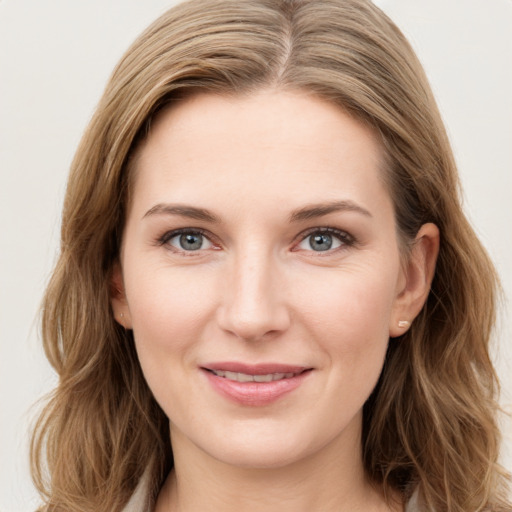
[31,0,510,510]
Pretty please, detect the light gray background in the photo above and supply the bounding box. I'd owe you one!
[1,1,511,510]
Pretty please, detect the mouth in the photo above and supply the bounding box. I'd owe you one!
[206,369,305,383]
[201,363,313,406]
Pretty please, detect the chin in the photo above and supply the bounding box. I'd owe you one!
[209,441,312,470]
[187,419,339,471]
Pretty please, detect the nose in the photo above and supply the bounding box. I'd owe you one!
[216,251,291,342]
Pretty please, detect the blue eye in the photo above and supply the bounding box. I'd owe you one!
[297,229,349,252]
[165,231,213,251]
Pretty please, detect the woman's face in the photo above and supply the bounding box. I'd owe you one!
[113,90,419,469]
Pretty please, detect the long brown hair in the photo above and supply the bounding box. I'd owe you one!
[31,1,511,510]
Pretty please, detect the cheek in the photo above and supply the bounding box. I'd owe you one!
[125,262,217,356]
[296,264,397,370]
[302,265,397,332]
[303,269,396,421]
[122,264,220,416]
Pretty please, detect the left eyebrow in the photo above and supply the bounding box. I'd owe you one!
[142,203,220,223]
[289,200,372,222]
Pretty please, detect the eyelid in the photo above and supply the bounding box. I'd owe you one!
[292,226,356,252]
[158,227,220,252]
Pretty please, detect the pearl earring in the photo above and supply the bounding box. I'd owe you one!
[398,320,410,328]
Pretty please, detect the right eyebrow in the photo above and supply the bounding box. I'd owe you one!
[289,199,372,222]
[142,203,220,223]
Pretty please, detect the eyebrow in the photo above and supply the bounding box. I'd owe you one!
[142,203,220,223]
[142,199,372,223]
[289,200,372,222]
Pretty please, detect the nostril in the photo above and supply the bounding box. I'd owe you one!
[215,266,291,340]
[216,308,291,342]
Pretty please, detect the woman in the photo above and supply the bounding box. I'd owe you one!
[30,0,511,511]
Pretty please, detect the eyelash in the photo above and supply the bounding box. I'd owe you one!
[156,226,356,254]
[295,227,356,253]
[157,227,216,253]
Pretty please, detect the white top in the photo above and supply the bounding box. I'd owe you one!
[122,475,151,512]
[121,472,421,512]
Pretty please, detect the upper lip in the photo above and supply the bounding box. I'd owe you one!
[201,362,309,375]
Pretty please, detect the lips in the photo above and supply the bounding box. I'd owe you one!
[203,362,308,374]
[209,370,299,382]
[201,362,312,406]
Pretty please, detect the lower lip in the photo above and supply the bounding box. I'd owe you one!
[202,369,311,406]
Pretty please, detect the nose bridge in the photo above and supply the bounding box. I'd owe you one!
[217,244,289,340]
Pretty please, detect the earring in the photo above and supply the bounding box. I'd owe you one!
[398,320,410,328]
[120,313,124,319]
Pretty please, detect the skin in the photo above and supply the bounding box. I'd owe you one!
[112,89,439,512]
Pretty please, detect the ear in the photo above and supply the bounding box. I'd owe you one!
[389,223,439,338]
[110,263,133,329]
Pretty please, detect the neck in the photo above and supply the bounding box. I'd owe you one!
[154,420,402,512]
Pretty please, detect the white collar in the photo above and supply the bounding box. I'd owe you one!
[122,468,152,512]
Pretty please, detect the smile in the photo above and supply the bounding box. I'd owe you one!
[201,363,312,406]
[209,370,299,382]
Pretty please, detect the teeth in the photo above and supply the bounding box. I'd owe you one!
[253,374,273,382]
[237,372,254,383]
[211,370,298,382]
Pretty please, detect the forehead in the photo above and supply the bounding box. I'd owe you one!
[129,89,390,218]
